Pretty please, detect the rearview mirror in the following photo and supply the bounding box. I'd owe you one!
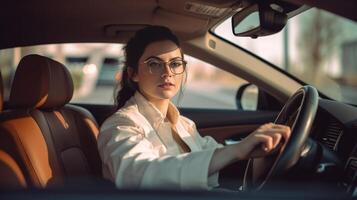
[232,3,287,38]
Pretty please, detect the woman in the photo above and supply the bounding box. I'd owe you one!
[97,26,291,190]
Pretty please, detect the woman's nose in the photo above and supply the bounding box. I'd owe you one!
[161,65,174,77]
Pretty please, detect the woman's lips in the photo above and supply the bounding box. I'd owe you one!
[158,83,175,89]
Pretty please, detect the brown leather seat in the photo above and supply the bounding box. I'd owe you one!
[0,54,102,189]
[0,70,27,188]
[0,70,3,112]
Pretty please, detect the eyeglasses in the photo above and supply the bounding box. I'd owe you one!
[143,58,187,75]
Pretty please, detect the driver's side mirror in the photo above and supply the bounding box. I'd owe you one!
[236,83,283,111]
[232,3,287,38]
[236,83,258,110]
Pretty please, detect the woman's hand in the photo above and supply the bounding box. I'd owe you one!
[235,123,291,160]
[208,123,291,176]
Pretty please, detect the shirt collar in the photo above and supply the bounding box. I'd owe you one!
[134,92,180,127]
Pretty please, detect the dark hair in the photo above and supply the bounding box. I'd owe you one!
[115,25,181,109]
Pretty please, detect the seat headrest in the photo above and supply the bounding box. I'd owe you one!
[9,54,74,110]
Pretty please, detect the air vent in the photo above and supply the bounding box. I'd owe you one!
[320,117,343,151]
[342,158,357,191]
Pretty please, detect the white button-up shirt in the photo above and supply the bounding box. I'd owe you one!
[98,92,223,190]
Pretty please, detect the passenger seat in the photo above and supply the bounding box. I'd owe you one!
[0,54,102,188]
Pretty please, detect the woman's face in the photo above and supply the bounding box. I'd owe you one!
[132,40,184,102]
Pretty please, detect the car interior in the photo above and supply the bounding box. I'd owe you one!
[0,54,103,188]
[0,0,356,199]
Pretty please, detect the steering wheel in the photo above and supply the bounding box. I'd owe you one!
[242,85,319,191]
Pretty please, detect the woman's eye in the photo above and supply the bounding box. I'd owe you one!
[148,61,161,68]
[170,61,182,68]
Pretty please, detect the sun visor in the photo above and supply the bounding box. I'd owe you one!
[153,8,209,34]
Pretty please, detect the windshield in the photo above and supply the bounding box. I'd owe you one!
[214,8,357,105]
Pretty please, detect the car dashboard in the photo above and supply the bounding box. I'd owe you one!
[311,98,357,195]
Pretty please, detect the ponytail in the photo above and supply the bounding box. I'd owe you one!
[115,66,137,109]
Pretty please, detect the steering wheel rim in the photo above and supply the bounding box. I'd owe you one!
[242,85,319,191]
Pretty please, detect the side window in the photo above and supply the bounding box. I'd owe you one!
[173,55,258,110]
[0,45,260,110]
[0,49,16,100]
[0,44,124,105]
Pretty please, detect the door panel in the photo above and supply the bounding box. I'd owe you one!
[200,124,260,144]
[180,109,278,128]
[180,108,278,142]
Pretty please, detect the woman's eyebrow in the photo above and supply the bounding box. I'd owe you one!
[144,56,163,61]
[144,56,183,62]
[169,57,183,61]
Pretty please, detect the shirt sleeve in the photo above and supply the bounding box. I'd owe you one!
[180,116,224,149]
[180,116,224,188]
[97,113,218,190]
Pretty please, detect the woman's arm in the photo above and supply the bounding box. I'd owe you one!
[98,114,221,190]
[208,123,291,176]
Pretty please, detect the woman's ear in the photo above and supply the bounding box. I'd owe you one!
[127,67,139,82]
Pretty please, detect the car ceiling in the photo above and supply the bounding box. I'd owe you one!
[0,0,239,49]
[281,0,357,22]
[0,0,355,50]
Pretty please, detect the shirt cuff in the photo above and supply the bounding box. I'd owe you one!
[208,171,220,189]
[180,148,217,190]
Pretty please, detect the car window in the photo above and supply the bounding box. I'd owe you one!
[0,44,124,105]
[0,44,257,110]
[97,57,122,86]
[173,55,253,110]
[213,8,357,105]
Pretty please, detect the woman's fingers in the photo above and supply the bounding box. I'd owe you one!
[261,128,291,141]
[272,133,282,148]
[259,133,282,151]
[253,134,273,152]
[254,123,291,152]
[259,123,291,140]
[271,124,291,140]
[243,123,291,158]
